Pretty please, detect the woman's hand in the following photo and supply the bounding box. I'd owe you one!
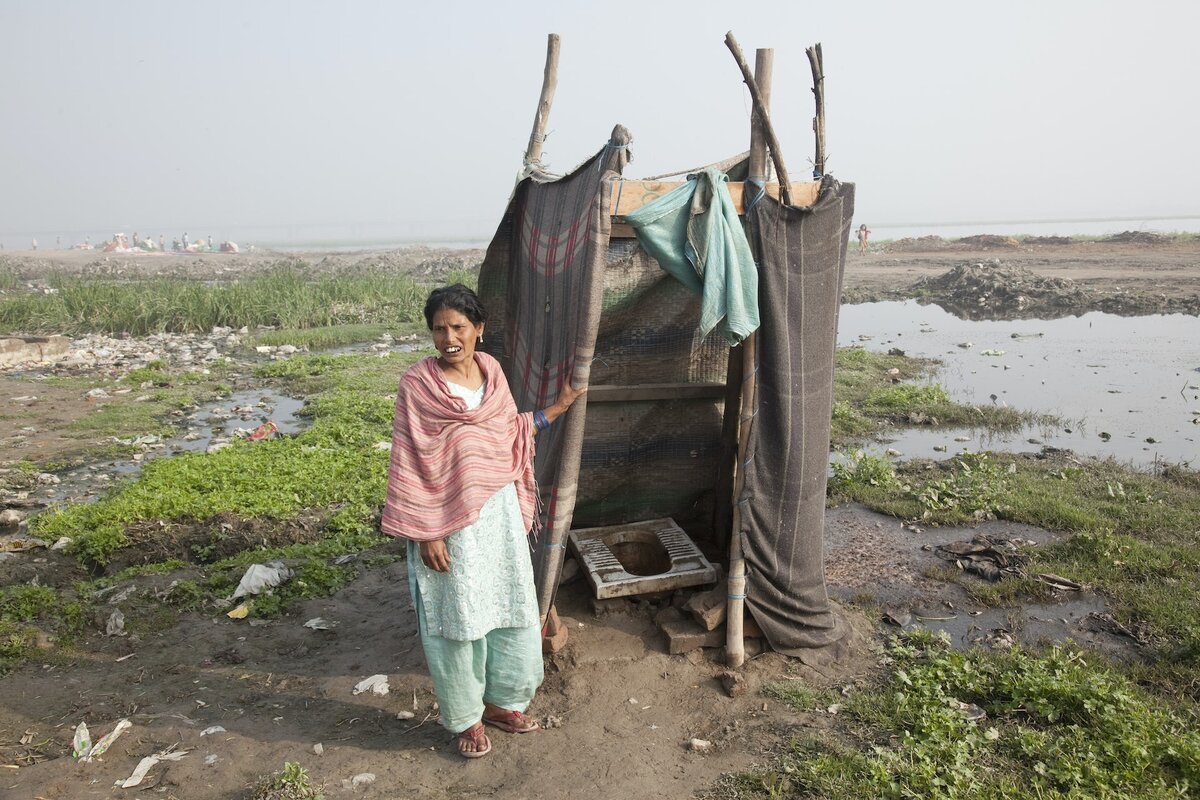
[543,383,587,425]
[420,539,451,572]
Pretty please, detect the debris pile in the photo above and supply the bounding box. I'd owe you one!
[911,262,1088,319]
[955,234,1020,249]
[1104,230,1169,244]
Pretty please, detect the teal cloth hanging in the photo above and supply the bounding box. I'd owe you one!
[625,167,760,344]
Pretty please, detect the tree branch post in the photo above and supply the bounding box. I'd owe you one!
[524,33,561,167]
[806,43,826,178]
[724,32,792,205]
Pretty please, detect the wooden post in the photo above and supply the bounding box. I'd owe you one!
[806,43,826,178]
[726,47,772,669]
[524,33,561,167]
[724,32,791,206]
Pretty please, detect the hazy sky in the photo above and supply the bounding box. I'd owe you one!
[2,0,1198,247]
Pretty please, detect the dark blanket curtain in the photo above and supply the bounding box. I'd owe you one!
[740,178,855,661]
[476,126,631,612]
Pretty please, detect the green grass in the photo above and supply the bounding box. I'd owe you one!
[250,323,424,350]
[737,630,1199,799]
[32,350,416,569]
[0,585,89,674]
[0,267,434,336]
[831,348,1041,444]
[248,761,325,800]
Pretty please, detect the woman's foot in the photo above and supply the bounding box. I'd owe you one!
[456,722,491,759]
[482,704,539,734]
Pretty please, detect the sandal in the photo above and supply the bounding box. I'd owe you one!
[456,723,492,759]
[483,708,539,734]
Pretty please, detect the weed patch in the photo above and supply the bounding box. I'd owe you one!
[248,761,325,800]
[0,268,434,336]
[831,348,1043,445]
[739,631,1200,799]
[0,585,88,673]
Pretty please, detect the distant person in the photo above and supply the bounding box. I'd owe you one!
[856,224,870,254]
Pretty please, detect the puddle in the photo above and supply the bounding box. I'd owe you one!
[905,596,1115,651]
[839,301,1200,466]
[47,389,308,505]
[177,389,307,452]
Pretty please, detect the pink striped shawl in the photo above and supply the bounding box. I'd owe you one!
[380,352,537,542]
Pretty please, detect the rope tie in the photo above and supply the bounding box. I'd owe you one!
[745,177,767,214]
[595,141,630,172]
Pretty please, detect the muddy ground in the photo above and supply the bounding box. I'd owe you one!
[1,238,1195,798]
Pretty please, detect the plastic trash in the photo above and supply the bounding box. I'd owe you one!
[352,675,390,696]
[303,617,336,630]
[343,773,376,789]
[0,533,46,553]
[82,719,131,762]
[117,748,189,788]
[230,561,293,600]
[71,722,91,759]
[246,421,279,442]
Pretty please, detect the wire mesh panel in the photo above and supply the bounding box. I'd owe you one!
[572,239,729,533]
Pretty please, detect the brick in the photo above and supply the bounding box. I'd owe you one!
[541,607,569,654]
[660,617,724,655]
[684,585,727,631]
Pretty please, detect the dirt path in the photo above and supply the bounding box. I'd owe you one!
[2,502,1138,800]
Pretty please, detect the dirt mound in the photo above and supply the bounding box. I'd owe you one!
[0,247,487,282]
[912,262,1089,319]
[112,510,330,573]
[1023,235,1075,245]
[884,235,951,252]
[1104,230,1170,244]
[955,234,1020,249]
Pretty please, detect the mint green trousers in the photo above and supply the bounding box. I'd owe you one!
[415,588,544,734]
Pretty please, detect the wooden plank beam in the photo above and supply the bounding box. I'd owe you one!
[609,179,820,218]
[586,382,726,404]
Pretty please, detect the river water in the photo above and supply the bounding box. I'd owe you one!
[837,301,1200,467]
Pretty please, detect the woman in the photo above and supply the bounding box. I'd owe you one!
[382,284,584,759]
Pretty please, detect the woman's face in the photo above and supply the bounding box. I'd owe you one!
[430,307,484,367]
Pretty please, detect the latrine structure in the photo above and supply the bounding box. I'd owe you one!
[477,34,854,665]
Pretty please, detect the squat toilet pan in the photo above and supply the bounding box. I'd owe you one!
[567,518,716,599]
